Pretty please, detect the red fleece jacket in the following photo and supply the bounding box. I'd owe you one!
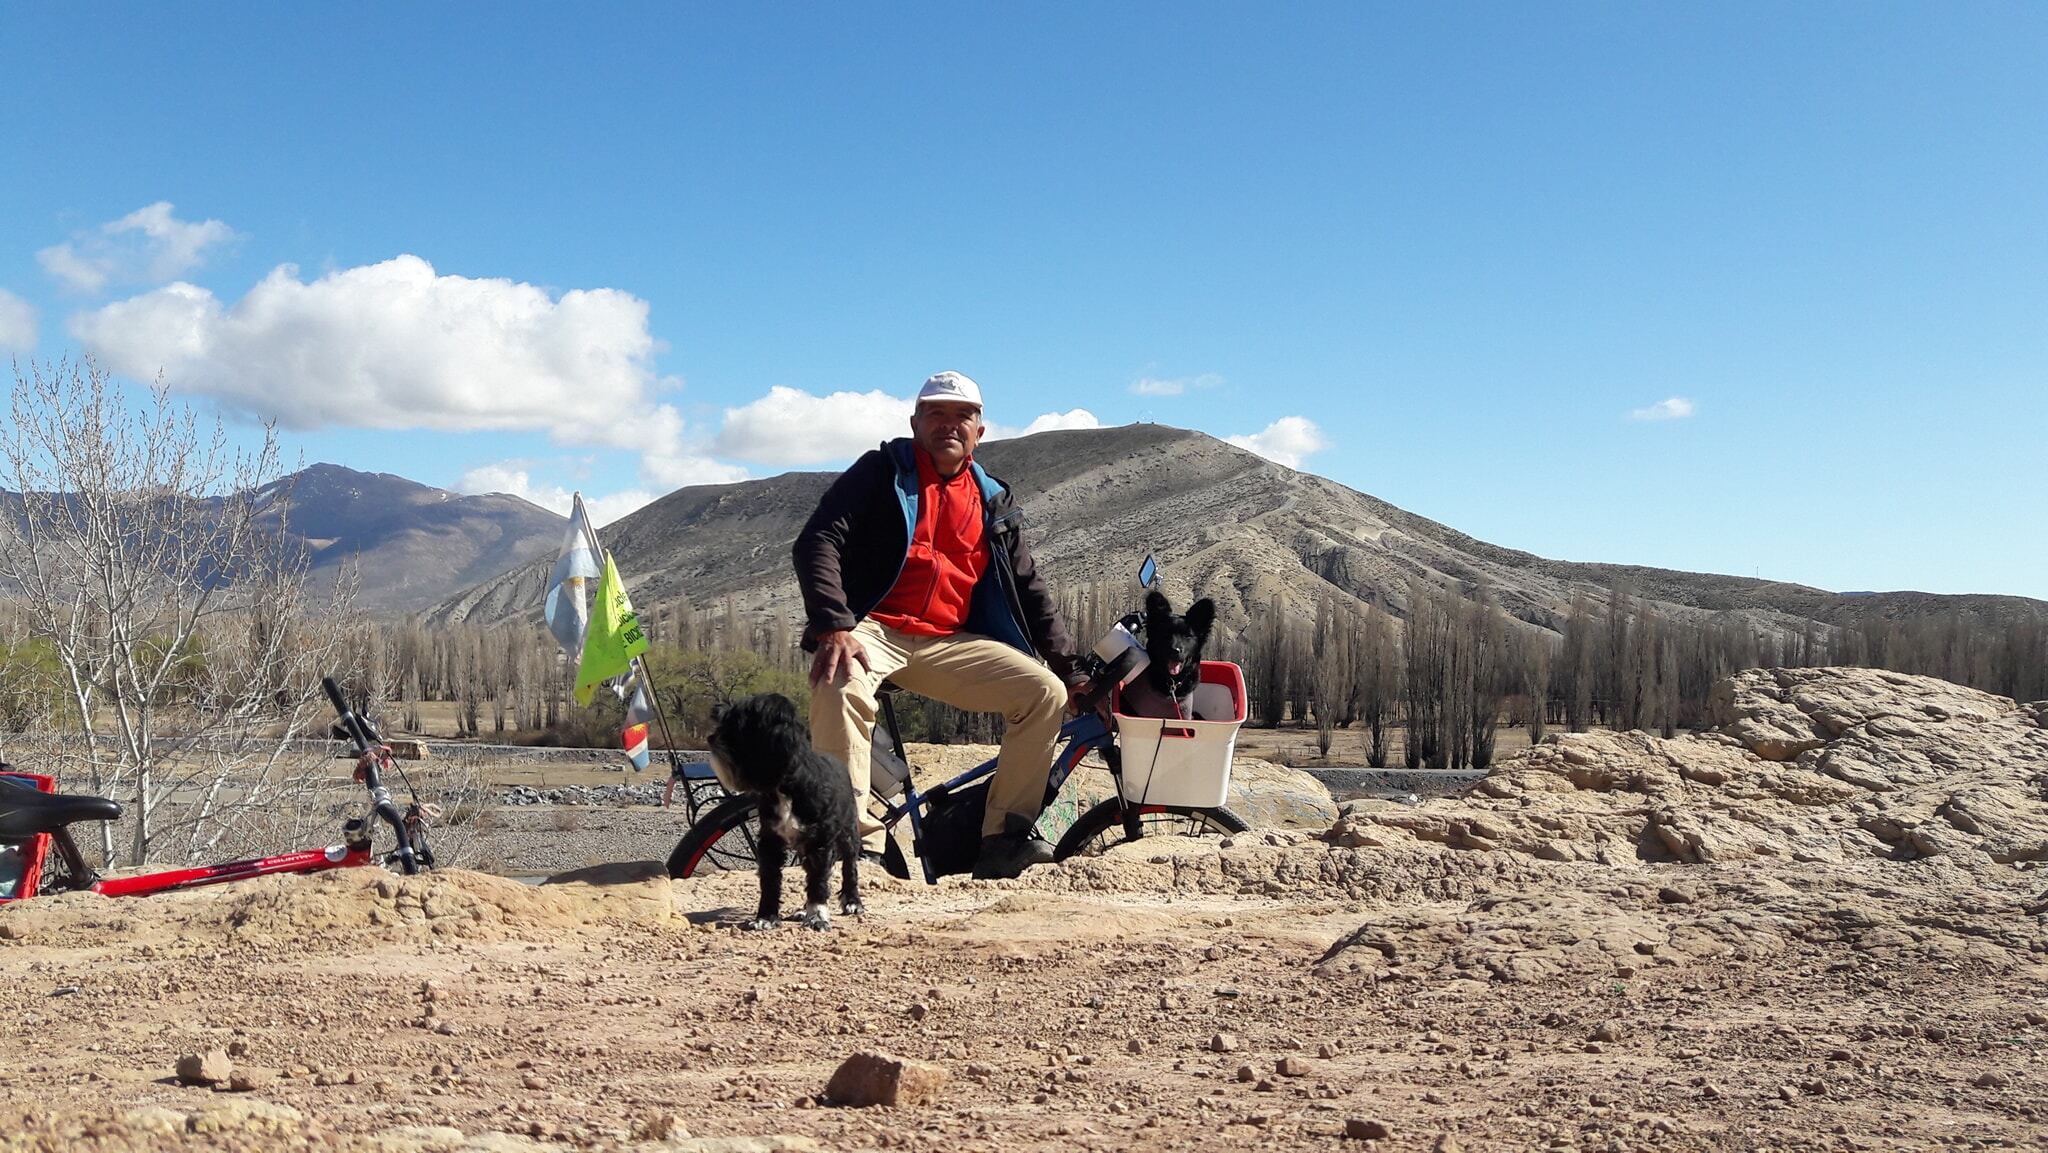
[867,449,988,636]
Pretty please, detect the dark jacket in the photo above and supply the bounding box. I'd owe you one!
[794,438,1081,684]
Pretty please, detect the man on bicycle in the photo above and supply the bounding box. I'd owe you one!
[794,371,1088,880]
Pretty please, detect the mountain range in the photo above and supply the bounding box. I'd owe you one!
[271,464,566,612]
[388,424,2045,641]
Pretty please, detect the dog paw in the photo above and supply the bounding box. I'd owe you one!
[841,900,864,917]
[742,916,780,931]
[801,904,832,931]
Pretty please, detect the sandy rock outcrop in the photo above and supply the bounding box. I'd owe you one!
[1219,757,1338,828]
[1312,667,2048,979]
[1326,667,2048,870]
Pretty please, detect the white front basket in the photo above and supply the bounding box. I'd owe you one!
[1113,662,1247,808]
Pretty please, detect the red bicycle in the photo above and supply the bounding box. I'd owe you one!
[0,676,432,903]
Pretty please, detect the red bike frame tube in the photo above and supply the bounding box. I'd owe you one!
[89,843,371,897]
[0,832,48,903]
[0,772,56,904]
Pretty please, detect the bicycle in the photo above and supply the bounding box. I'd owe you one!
[666,558,1251,883]
[0,676,433,903]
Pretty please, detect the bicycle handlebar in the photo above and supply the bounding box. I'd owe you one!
[321,675,420,875]
[1074,664,1116,715]
[322,676,376,754]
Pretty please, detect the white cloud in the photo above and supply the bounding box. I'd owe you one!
[1227,416,1328,469]
[455,462,542,500]
[37,245,107,295]
[1628,396,1696,421]
[711,385,1108,462]
[640,450,750,489]
[1022,408,1102,435]
[72,255,671,452]
[632,405,749,488]
[454,463,657,529]
[38,201,235,294]
[712,385,913,466]
[0,289,35,351]
[1130,372,1221,397]
[985,409,1103,440]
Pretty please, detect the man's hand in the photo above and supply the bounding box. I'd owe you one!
[809,628,872,689]
[1067,677,1097,716]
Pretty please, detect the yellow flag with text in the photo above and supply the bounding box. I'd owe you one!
[573,552,649,706]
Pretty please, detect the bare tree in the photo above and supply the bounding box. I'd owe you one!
[1312,617,1343,758]
[1247,590,1289,727]
[1286,614,1314,729]
[1354,605,1396,768]
[0,359,357,866]
[1523,627,1553,745]
[1465,591,1507,769]
[1654,625,1681,739]
[1402,579,1448,768]
[1606,581,1641,731]
[457,630,484,738]
[1559,589,1594,732]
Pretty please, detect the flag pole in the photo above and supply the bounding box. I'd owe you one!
[569,494,696,804]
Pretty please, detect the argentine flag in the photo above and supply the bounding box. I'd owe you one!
[543,495,602,662]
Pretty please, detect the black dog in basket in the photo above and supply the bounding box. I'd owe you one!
[1118,590,1217,719]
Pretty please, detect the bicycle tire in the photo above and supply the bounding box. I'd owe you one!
[665,796,913,881]
[666,796,761,879]
[1051,799,1250,861]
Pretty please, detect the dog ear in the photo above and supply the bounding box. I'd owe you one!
[763,693,800,724]
[710,700,732,725]
[1145,589,1171,628]
[1187,598,1216,641]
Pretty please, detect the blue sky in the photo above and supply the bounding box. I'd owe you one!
[1,4,2042,597]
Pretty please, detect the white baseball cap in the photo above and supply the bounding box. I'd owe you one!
[916,371,983,410]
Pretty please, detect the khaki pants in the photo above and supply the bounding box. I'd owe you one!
[810,618,1069,853]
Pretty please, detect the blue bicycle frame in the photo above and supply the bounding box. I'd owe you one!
[878,710,1112,884]
[666,703,1128,884]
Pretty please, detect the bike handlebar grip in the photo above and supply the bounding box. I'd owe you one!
[322,676,349,718]
[323,676,374,753]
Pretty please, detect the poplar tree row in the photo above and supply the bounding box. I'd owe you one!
[341,577,2045,758]
[1226,576,2048,770]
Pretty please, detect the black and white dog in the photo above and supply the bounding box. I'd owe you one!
[705,693,862,930]
[1119,590,1217,719]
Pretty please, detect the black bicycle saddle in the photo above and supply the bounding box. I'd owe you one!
[0,775,123,839]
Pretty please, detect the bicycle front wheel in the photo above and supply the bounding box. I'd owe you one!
[666,796,760,879]
[1052,799,1250,861]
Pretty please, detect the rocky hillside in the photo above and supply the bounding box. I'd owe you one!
[428,424,2046,641]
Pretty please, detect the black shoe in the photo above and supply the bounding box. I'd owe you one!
[972,817,1055,880]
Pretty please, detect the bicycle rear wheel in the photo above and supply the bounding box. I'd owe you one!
[1051,799,1249,861]
[666,797,911,881]
[666,796,761,879]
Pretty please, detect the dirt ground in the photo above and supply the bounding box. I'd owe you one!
[2,668,2044,1152]
[0,854,2040,1153]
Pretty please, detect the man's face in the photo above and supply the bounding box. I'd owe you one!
[910,400,984,474]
